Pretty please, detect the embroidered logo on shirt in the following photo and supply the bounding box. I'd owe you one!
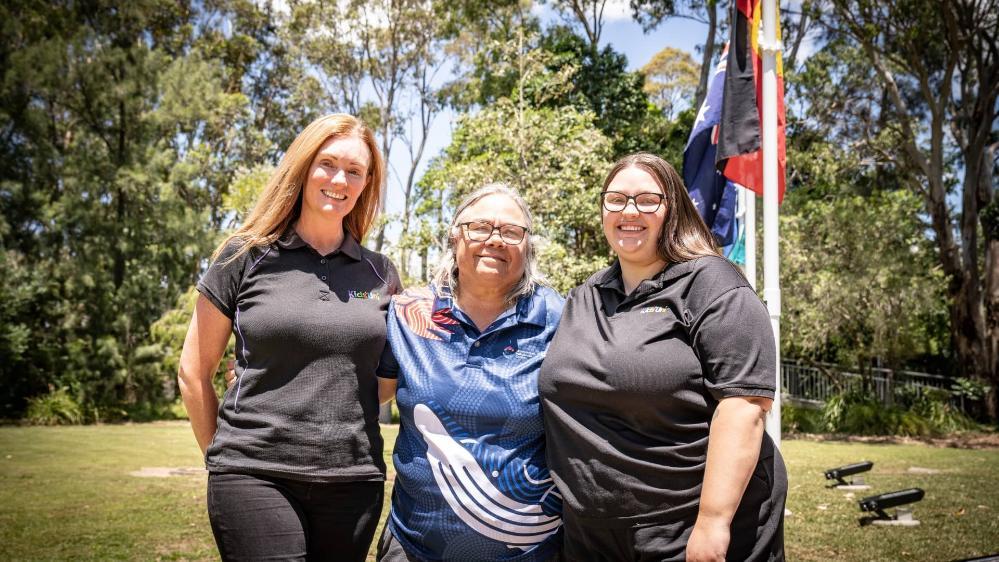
[638,306,670,314]
[502,345,538,359]
[349,290,381,300]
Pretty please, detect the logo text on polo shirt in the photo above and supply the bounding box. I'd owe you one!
[349,290,381,300]
[503,345,537,359]
[639,306,670,314]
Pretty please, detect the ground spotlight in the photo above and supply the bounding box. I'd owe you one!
[858,488,925,526]
[824,461,873,488]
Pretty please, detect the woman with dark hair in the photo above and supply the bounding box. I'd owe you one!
[539,153,787,561]
[178,113,400,561]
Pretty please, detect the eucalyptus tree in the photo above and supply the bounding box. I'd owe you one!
[814,0,999,417]
[641,46,700,119]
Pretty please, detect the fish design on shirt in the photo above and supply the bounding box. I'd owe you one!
[413,403,562,550]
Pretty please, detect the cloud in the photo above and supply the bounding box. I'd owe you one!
[533,0,634,23]
[601,0,634,22]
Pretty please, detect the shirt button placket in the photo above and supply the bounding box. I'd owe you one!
[318,257,333,302]
[320,257,331,287]
[465,339,484,367]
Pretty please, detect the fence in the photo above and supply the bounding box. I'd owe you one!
[781,361,954,407]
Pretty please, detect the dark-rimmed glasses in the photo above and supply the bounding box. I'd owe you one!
[600,191,665,213]
[458,221,529,244]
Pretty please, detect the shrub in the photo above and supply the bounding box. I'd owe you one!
[781,401,823,433]
[24,387,83,426]
[819,385,979,436]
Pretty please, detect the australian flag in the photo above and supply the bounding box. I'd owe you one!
[683,47,738,247]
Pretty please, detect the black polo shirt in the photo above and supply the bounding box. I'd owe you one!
[538,256,777,524]
[196,229,401,482]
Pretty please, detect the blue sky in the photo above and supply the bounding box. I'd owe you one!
[382,6,711,240]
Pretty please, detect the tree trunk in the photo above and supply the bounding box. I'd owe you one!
[693,0,718,111]
[421,246,428,283]
[985,234,999,420]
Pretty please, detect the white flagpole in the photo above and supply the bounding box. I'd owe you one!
[745,192,757,290]
[761,0,782,449]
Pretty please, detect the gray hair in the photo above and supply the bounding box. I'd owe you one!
[431,183,546,303]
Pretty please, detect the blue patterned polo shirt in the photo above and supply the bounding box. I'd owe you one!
[377,285,564,562]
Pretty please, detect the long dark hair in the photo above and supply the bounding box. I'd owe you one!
[602,153,720,263]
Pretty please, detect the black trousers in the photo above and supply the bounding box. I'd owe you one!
[375,525,422,562]
[207,472,384,562]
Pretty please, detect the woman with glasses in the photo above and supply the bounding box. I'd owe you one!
[538,153,787,561]
[375,184,564,562]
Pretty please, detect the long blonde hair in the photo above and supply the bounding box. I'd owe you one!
[213,113,385,262]
[602,153,719,263]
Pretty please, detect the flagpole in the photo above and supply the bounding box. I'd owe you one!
[761,0,782,448]
[745,192,757,290]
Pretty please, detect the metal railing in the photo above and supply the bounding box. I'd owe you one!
[781,361,952,405]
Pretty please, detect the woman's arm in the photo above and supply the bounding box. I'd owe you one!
[377,377,397,405]
[178,294,233,456]
[686,395,772,562]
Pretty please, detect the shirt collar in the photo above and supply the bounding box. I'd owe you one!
[595,258,705,294]
[431,284,548,328]
[593,260,625,292]
[276,227,363,261]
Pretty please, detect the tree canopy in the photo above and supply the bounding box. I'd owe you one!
[1,0,995,420]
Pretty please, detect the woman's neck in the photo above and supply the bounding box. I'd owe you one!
[619,257,668,295]
[454,277,513,332]
[294,214,345,256]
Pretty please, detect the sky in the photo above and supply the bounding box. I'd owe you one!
[381,3,712,244]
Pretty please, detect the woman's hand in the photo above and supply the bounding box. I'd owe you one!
[686,395,772,562]
[686,515,730,562]
[178,295,232,456]
[224,359,237,388]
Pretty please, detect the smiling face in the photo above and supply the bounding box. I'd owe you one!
[301,134,371,227]
[453,193,529,295]
[602,165,667,267]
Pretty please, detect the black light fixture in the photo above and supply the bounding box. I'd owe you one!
[858,488,925,526]
[824,461,873,488]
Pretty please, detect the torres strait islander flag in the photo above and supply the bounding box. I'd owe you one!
[716,0,786,202]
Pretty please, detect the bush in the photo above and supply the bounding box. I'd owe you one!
[781,401,824,433]
[24,387,83,426]
[819,385,979,436]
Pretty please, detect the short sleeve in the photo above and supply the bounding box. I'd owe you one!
[383,257,403,296]
[196,240,247,320]
[691,286,777,400]
[376,340,400,379]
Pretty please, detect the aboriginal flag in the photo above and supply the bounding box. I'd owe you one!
[716,0,786,202]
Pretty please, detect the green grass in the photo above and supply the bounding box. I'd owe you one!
[784,439,999,560]
[0,424,996,561]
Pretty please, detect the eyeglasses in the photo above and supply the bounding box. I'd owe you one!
[458,221,529,244]
[600,191,665,213]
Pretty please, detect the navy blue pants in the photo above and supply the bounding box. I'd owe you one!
[207,472,383,562]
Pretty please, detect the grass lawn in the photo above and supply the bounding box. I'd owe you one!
[0,423,996,561]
